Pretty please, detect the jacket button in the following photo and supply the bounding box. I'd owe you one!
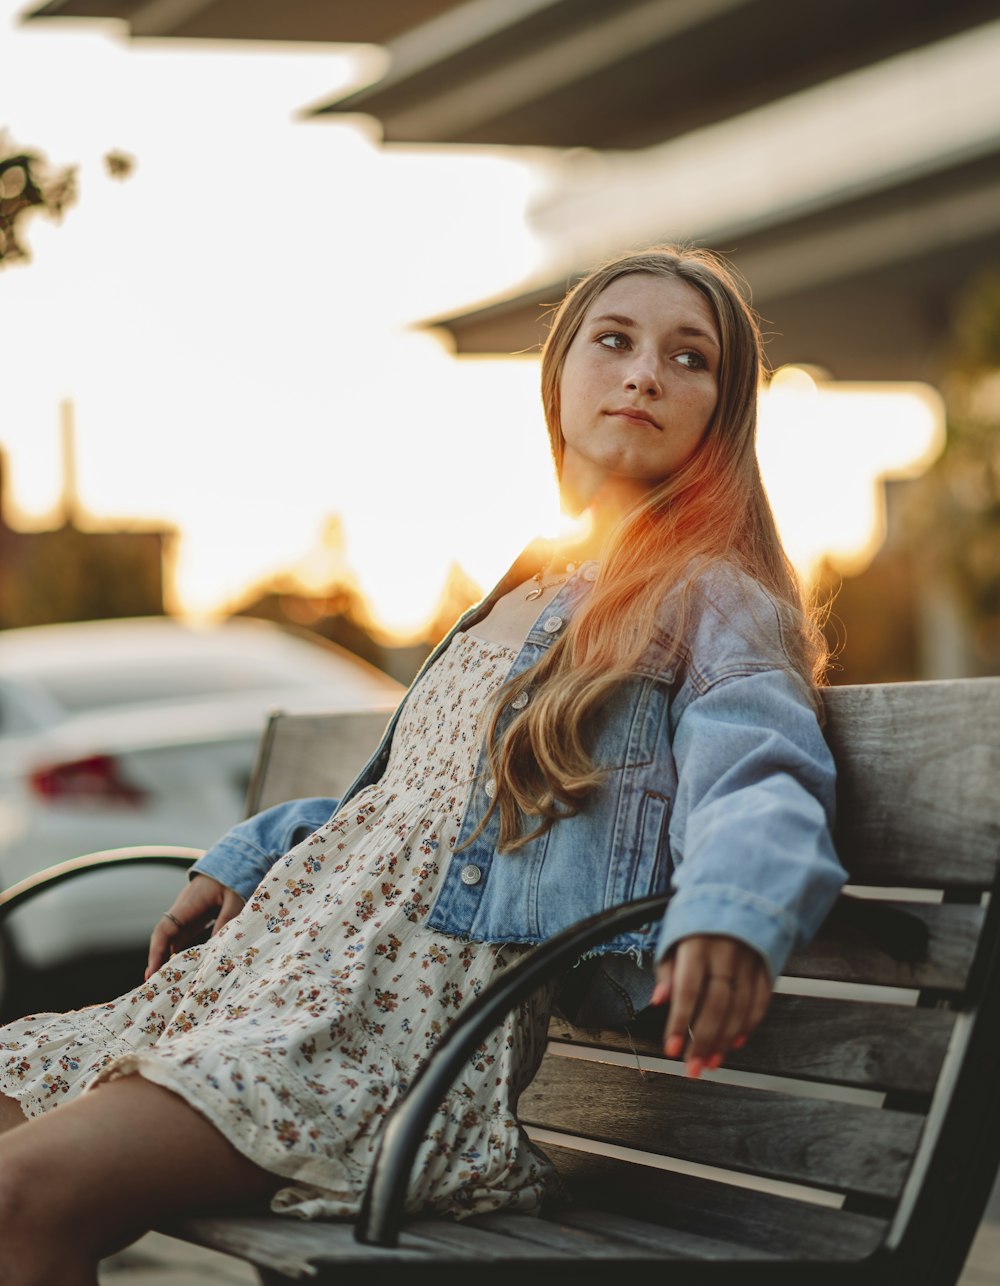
[542,615,563,634]
[484,778,496,798]
[460,864,482,886]
[583,564,598,582]
[510,691,529,710]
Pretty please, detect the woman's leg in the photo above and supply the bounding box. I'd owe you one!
[0,1075,281,1286]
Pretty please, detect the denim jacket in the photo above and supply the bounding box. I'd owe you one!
[194,553,845,1016]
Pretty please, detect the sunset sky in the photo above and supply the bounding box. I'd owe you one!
[0,2,944,637]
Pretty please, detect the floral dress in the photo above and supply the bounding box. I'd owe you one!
[0,631,558,1220]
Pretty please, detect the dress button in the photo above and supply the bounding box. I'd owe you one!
[484,778,496,798]
[460,864,482,886]
[510,691,529,710]
[542,615,563,634]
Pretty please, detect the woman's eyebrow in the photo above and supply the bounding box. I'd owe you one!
[592,313,637,327]
[591,313,719,349]
[677,325,720,350]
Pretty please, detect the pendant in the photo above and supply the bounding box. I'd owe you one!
[525,583,543,601]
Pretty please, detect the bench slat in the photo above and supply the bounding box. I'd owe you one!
[405,1217,609,1260]
[248,710,393,813]
[822,680,1000,889]
[167,1214,443,1274]
[473,1208,774,1260]
[520,1057,922,1199]
[550,992,953,1095]
[467,1212,666,1259]
[540,1143,888,1261]
[787,900,982,990]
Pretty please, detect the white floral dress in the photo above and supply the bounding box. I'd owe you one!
[0,631,558,1220]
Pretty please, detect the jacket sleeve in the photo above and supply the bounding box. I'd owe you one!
[655,665,845,981]
[192,797,340,902]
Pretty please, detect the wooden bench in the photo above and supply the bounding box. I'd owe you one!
[1,680,999,1284]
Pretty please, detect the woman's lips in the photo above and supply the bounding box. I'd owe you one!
[607,407,662,430]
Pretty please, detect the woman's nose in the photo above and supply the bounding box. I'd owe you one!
[624,356,662,397]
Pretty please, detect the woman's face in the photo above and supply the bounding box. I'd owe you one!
[557,272,720,509]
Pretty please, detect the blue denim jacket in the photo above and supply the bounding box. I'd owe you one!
[195,555,845,1005]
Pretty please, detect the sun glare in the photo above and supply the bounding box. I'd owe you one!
[758,366,945,579]
[0,5,951,643]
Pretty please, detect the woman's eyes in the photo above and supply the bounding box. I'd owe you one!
[594,332,708,369]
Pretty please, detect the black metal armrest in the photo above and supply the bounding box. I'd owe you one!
[0,846,204,922]
[355,892,670,1247]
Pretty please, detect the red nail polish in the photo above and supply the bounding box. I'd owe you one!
[650,982,670,1007]
[665,1034,684,1058]
[687,1058,704,1079]
[731,1034,747,1050]
[706,1052,724,1071]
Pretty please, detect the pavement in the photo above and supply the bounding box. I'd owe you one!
[99,1233,256,1284]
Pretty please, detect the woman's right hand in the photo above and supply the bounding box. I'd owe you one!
[145,875,245,980]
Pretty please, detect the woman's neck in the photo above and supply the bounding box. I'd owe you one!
[556,476,650,564]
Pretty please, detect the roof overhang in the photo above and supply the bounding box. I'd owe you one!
[23,0,464,44]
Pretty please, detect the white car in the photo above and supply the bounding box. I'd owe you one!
[0,616,403,1008]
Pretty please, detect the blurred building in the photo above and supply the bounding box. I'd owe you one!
[29,0,1000,383]
[0,450,171,628]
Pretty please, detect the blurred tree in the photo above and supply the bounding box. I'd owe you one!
[910,271,1000,674]
[103,149,136,181]
[239,577,390,674]
[0,132,77,268]
[424,562,482,645]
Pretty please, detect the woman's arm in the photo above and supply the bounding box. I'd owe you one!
[653,665,845,1074]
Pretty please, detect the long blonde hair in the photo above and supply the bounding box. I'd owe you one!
[480,245,827,851]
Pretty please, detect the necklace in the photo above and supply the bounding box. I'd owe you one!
[525,561,576,601]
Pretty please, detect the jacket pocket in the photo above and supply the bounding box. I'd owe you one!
[630,789,671,902]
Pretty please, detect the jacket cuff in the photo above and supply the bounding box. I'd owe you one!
[192,839,277,902]
[655,885,801,983]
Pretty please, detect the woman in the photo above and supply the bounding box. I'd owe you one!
[0,245,844,1284]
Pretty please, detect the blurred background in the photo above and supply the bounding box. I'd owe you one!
[0,0,998,1013]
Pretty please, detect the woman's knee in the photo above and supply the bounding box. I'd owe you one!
[0,1142,69,1243]
[0,1153,98,1285]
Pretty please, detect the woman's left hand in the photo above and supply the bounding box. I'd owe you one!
[650,935,772,1078]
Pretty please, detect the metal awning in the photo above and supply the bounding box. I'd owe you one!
[27,0,999,148]
[427,148,1000,379]
[24,0,465,44]
[312,0,998,148]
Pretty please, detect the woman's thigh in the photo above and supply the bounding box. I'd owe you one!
[0,1075,280,1259]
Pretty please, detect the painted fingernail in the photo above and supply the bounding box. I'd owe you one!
[665,1033,684,1058]
[686,1058,704,1079]
[706,1053,724,1071]
[731,1034,747,1050]
[650,982,670,1007]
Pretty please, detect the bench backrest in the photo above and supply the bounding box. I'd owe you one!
[247,677,1000,1285]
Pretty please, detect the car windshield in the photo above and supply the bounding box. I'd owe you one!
[40,659,321,715]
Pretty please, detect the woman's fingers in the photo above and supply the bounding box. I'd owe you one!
[211,888,246,937]
[654,935,773,1076]
[145,876,234,980]
[717,960,759,1054]
[660,943,704,1060]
